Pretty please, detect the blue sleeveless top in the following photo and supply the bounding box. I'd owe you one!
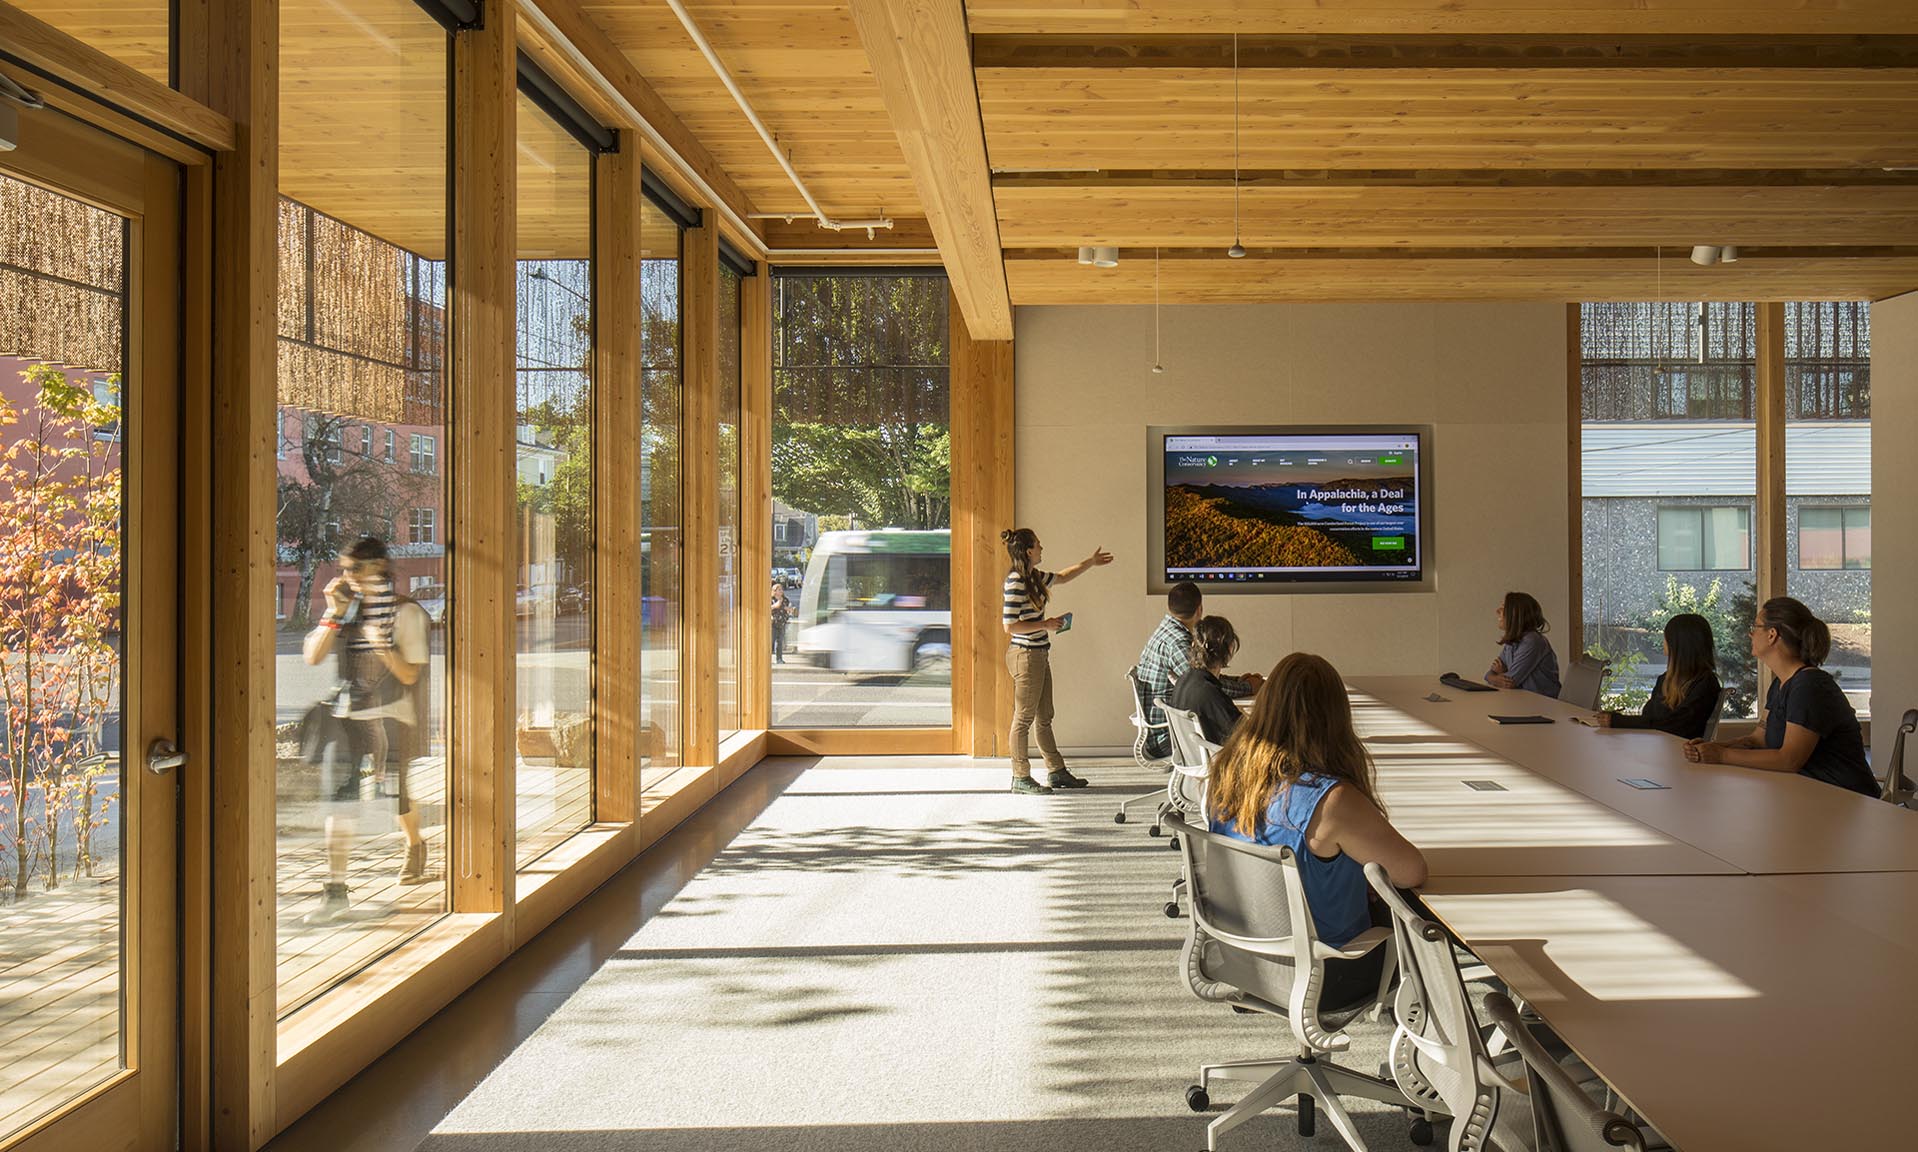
[1209,773,1371,947]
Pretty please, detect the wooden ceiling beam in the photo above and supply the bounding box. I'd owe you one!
[972,34,1918,71]
[1003,247,1918,304]
[992,181,1918,250]
[521,0,764,248]
[962,1,1918,37]
[848,0,1013,339]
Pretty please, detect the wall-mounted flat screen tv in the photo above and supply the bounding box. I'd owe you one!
[1147,425,1433,594]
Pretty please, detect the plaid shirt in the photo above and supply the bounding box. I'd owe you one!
[1136,615,1251,732]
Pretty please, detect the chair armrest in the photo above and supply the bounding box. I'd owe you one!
[1312,925,1393,962]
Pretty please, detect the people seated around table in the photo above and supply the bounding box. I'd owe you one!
[1593,613,1723,738]
[1486,590,1561,698]
[1207,652,1429,1009]
[1168,616,1245,747]
[1137,581,1262,757]
[1684,597,1878,797]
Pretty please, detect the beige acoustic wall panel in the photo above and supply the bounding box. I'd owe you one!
[1013,302,1566,749]
[1870,291,1917,768]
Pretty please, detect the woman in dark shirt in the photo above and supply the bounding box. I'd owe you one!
[1168,616,1244,746]
[1684,597,1878,797]
[1596,613,1722,739]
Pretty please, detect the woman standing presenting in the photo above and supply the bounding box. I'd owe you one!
[1001,528,1113,794]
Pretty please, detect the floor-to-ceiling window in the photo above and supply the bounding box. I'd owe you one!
[272,0,449,1015]
[514,91,595,869]
[770,271,952,729]
[716,261,743,740]
[1785,302,1871,716]
[1580,301,1760,717]
[640,198,684,786]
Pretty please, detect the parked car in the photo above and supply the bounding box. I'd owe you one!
[559,585,590,615]
[412,583,448,624]
[515,584,558,618]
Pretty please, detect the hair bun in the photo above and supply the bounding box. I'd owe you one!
[1000,529,1016,544]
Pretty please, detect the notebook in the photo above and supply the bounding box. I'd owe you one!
[1488,714,1554,725]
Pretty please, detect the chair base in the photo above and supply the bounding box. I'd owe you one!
[1198,1055,1417,1152]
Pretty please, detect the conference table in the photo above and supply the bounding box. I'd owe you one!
[1326,676,1918,1152]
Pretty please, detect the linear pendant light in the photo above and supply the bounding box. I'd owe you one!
[1152,246,1166,373]
[1228,33,1245,259]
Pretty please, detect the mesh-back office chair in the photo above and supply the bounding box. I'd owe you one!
[1700,686,1733,742]
[1116,668,1173,826]
[1366,864,1520,1152]
[1157,705,1217,916]
[1882,708,1918,809]
[1481,993,1650,1152]
[1558,660,1609,712]
[1169,814,1410,1151]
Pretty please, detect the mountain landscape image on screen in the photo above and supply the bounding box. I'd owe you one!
[1163,454,1418,571]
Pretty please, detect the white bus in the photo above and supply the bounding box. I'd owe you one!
[793,529,950,674]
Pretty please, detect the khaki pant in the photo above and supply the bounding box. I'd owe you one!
[1006,645,1065,778]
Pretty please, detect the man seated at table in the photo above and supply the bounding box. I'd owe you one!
[1136,581,1261,758]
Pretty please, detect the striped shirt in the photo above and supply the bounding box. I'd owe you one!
[1002,568,1056,649]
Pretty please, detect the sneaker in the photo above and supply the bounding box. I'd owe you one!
[304,883,350,926]
[1010,776,1053,795]
[1046,769,1090,789]
[398,840,429,885]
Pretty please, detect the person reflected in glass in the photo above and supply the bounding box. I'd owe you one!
[1208,653,1428,1010]
[301,536,433,924]
[1486,590,1560,697]
[1000,527,1112,794]
[1593,613,1722,738]
[769,580,791,664]
[1684,597,1878,796]
[1168,616,1245,746]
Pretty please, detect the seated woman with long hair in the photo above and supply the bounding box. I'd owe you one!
[1207,653,1428,1009]
[1595,612,1723,739]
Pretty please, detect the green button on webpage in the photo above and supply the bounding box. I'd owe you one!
[1380,455,1403,465]
[1372,536,1406,551]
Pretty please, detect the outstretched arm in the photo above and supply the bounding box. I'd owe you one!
[1051,547,1114,584]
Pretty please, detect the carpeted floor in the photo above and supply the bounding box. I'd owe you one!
[420,758,1424,1151]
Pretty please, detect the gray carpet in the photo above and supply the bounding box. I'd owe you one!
[421,759,1424,1151]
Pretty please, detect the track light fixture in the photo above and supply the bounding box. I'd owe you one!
[1092,246,1119,268]
[1077,246,1094,266]
[1690,245,1741,267]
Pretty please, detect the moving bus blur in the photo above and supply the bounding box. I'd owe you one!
[793,529,950,673]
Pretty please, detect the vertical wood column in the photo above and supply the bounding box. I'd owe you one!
[176,1,279,1144]
[451,8,517,911]
[593,142,641,824]
[682,224,721,768]
[950,293,1016,758]
[740,268,773,733]
[1565,303,1584,651]
[1755,301,1789,704]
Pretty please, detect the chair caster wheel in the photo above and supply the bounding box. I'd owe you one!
[1185,1085,1209,1112]
[1168,835,1180,849]
[1408,1117,1434,1145]
[1114,812,1127,824]
[1147,824,1162,837]
[1163,901,1180,919]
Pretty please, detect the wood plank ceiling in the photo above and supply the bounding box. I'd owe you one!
[587,0,1918,304]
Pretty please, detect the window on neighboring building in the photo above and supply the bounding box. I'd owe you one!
[1798,506,1870,570]
[410,432,436,474]
[1657,506,1750,571]
[409,507,436,545]
[384,427,396,461]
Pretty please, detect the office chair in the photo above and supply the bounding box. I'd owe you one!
[1882,708,1918,809]
[1481,993,1651,1152]
[1558,659,1609,712]
[1157,705,1216,916]
[1699,686,1733,742]
[1169,814,1411,1151]
[1116,668,1172,827]
[1366,864,1522,1152]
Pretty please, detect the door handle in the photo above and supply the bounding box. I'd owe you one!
[146,738,187,775]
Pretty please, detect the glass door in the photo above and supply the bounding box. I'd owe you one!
[0,100,181,1152]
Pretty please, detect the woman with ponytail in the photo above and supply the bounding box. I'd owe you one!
[1685,596,1877,796]
[1000,528,1113,794]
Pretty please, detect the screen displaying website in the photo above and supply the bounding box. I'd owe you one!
[1162,432,1423,585]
